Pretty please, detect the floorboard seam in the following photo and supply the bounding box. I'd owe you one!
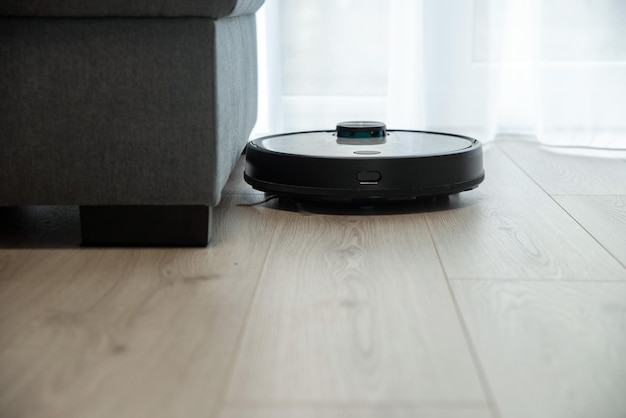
[496,142,553,196]
[551,198,626,272]
[424,214,502,418]
[222,399,491,409]
[448,278,626,283]
[498,143,626,275]
[210,207,281,418]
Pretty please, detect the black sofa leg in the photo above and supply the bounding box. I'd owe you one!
[80,205,211,247]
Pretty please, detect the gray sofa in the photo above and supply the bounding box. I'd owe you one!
[0,0,264,246]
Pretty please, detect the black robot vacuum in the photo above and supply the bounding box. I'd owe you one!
[244,121,484,201]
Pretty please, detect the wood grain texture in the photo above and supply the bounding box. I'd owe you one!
[425,147,626,280]
[499,141,626,195]
[451,280,626,418]
[226,212,486,404]
[555,195,626,267]
[2,140,626,418]
[0,197,274,418]
[219,405,492,418]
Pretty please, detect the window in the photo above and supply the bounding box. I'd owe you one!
[255,0,626,148]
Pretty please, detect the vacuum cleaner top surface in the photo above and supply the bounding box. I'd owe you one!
[244,121,484,201]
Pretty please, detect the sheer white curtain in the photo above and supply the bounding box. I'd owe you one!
[254,0,626,149]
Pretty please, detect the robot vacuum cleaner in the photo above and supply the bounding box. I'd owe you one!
[244,121,484,201]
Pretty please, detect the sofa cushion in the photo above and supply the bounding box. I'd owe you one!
[0,14,258,206]
[0,0,264,19]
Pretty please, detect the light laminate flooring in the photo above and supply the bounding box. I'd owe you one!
[1,140,625,418]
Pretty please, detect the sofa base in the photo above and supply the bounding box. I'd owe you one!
[80,205,211,247]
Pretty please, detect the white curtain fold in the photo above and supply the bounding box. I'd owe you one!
[254,0,626,149]
[385,0,425,130]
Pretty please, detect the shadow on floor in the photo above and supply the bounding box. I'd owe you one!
[0,206,82,248]
[236,191,481,216]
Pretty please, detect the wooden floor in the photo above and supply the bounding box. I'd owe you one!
[1,140,625,418]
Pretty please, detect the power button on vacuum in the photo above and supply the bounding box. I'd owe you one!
[357,171,382,184]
